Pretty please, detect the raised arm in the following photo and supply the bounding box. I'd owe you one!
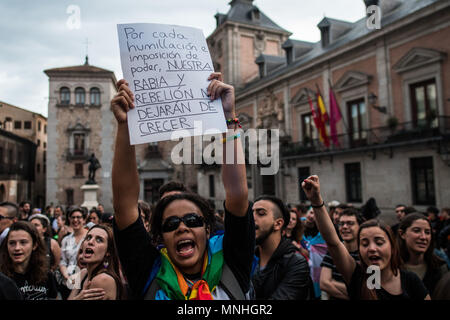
[111,79,140,230]
[301,175,356,285]
[207,73,248,217]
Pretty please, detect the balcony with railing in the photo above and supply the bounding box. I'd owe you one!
[282,116,450,159]
[66,148,93,161]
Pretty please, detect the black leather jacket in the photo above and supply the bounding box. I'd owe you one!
[252,237,313,300]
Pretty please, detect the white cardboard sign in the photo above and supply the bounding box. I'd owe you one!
[117,23,227,145]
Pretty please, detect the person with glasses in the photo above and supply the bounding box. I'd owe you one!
[302,176,430,300]
[0,202,19,245]
[320,208,364,300]
[111,73,254,300]
[59,207,87,299]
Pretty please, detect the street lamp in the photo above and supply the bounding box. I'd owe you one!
[368,92,387,114]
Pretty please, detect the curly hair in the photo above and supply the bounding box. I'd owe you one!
[0,221,49,285]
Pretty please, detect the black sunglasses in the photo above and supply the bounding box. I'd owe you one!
[0,215,14,221]
[161,213,205,233]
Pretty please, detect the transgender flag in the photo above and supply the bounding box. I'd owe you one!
[329,85,342,147]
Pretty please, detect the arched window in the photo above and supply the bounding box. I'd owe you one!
[75,87,86,105]
[90,87,101,105]
[60,87,70,104]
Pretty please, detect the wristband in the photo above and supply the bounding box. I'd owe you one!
[221,132,241,143]
[311,201,325,208]
[226,117,242,129]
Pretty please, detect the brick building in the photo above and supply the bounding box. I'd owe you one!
[44,57,199,209]
[0,101,46,206]
[202,0,450,212]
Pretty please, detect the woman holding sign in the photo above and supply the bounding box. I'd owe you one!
[110,73,255,300]
[301,175,430,300]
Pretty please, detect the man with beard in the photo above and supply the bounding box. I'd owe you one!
[251,195,312,299]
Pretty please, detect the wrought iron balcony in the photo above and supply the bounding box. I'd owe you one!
[66,148,93,161]
[282,116,450,159]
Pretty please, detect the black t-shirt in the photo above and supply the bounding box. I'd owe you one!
[347,264,429,300]
[320,249,360,283]
[0,272,23,300]
[11,271,58,300]
[113,202,255,299]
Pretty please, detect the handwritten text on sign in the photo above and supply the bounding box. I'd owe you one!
[117,23,227,145]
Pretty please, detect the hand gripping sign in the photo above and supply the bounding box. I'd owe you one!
[117,23,227,145]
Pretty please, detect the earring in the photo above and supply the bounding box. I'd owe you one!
[103,260,109,269]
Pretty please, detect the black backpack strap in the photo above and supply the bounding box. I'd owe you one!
[143,278,161,300]
[219,262,246,300]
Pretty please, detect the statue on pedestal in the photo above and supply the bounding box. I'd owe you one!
[86,153,101,184]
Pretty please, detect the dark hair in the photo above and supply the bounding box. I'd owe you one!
[404,206,417,216]
[0,221,49,284]
[255,195,290,228]
[68,207,87,220]
[296,204,309,214]
[339,208,365,225]
[290,210,304,242]
[398,213,443,270]
[138,200,152,224]
[88,209,102,221]
[158,181,188,199]
[0,201,19,218]
[84,224,125,299]
[426,206,439,215]
[151,193,215,242]
[357,219,402,300]
[19,201,32,209]
[29,215,53,238]
[336,204,350,210]
[395,204,406,209]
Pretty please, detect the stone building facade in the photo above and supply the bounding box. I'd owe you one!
[45,58,199,209]
[201,0,450,212]
[0,101,46,206]
[44,58,118,211]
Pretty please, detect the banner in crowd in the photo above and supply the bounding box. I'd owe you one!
[117,23,227,145]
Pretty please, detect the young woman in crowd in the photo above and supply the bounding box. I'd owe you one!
[68,224,125,300]
[398,213,449,295]
[110,73,254,300]
[29,214,61,272]
[301,175,430,300]
[59,207,88,299]
[0,221,58,300]
[283,209,298,241]
[88,209,102,225]
[55,214,72,244]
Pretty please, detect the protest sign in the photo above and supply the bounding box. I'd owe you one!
[117,23,227,145]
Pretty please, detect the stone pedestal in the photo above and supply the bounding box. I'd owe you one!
[80,184,99,210]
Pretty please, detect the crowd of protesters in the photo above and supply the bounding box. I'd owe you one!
[0,73,449,300]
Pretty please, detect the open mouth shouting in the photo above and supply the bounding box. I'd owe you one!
[368,255,382,265]
[176,239,196,258]
[84,247,95,259]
